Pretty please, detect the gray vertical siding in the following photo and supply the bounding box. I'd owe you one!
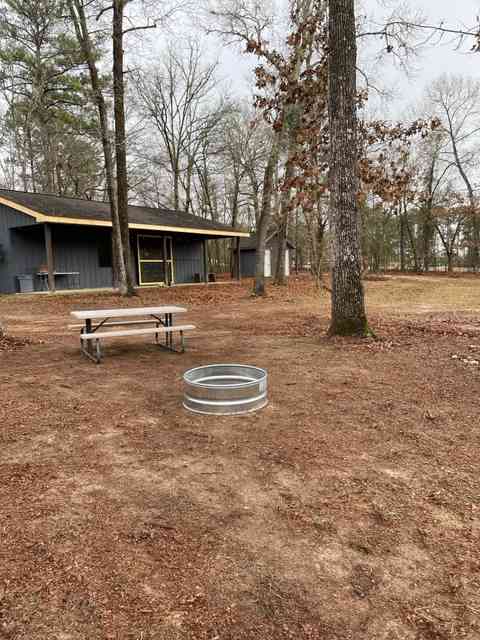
[1,202,215,294]
[0,204,41,293]
[0,207,113,292]
[173,237,204,284]
[52,226,113,289]
[11,227,45,284]
[240,249,256,277]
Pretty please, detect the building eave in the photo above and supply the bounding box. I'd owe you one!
[0,195,250,238]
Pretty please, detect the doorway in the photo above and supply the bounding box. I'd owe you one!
[137,235,174,285]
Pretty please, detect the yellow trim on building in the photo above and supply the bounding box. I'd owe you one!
[0,196,41,219]
[0,195,250,238]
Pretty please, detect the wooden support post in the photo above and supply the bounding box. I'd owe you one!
[235,236,241,281]
[44,223,55,293]
[203,238,209,284]
[163,235,170,286]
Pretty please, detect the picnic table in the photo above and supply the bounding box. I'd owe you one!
[38,271,80,291]
[70,306,195,363]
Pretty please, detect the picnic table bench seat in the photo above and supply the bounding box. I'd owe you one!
[80,324,195,340]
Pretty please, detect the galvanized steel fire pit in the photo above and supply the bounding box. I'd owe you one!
[183,364,268,415]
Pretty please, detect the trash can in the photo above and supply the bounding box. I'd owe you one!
[17,274,35,293]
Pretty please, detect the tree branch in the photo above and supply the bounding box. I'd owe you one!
[96,4,113,20]
[123,23,157,35]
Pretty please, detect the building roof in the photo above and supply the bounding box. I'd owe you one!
[239,232,295,251]
[0,189,249,238]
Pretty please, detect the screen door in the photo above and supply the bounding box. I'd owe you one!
[137,235,173,285]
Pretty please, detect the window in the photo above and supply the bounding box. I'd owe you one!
[98,237,112,268]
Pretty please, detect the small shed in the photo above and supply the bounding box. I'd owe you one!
[238,232,294,278]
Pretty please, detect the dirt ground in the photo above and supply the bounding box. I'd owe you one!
[0,274,479,640]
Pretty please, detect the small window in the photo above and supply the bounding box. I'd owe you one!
[98,237,112,268]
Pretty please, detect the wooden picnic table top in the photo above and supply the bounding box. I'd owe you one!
[71,306,187,320]
[38,271,80,276]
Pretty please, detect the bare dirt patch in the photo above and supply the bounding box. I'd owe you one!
[1,274,479,639]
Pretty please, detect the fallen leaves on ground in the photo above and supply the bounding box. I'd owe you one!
[0,335,32,351]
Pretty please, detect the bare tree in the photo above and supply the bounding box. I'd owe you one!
[428,74,480,271]
[304,196,328,282]
[271,0,329,286]
[414,130,449,272]
[135,41,228,212]
[432,194,467,273]
[207,0,284,294]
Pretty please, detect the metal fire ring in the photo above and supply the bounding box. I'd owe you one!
[183,364,268,416]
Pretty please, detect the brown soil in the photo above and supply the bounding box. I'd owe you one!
[1,275,479,640]
[0,334,33,352]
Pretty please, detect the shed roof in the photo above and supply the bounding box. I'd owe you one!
[0,189,249,238]
[239,232,295,251]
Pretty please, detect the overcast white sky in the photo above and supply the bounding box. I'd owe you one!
[138,0,480,120]
[361,0,480,117]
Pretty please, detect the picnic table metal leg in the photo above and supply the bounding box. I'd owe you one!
[95,339,102,364]
[80,319,101,363]
[86,319,92,357]
[166,313,172,349]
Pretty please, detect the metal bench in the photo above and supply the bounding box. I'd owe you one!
[80,324,196,364]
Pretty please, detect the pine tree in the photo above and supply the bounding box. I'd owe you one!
[0,0,100,194]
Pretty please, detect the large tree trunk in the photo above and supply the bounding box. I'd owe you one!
[26,125,36,193]
[254,138,279,296]
[399,207,406,272]
[446,251,453,273]
[173,158,180,211]
[471,214,480,272]
[274,216,288,284]
[447,114,479,272]
[69,0,129,294]
[327,0,368,336]
[273,142,295,285]
[421,210,434,272]
[403,203,420,272]
[39,117,56,194]
[273,149,295,285]
[306,202,327,284]
[112,0,135,295]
